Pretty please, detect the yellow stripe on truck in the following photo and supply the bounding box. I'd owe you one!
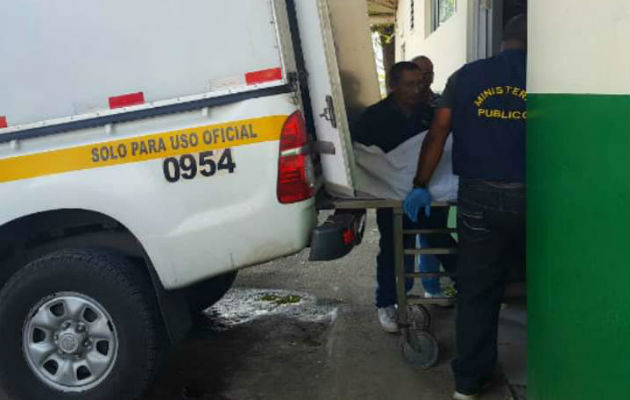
[0,115,287,183]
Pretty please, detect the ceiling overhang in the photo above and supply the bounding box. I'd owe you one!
[367,0,397,25]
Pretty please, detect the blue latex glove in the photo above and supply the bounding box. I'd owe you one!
[403,188,432,222]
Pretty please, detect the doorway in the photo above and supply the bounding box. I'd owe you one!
[493,0,528,54]
[470,0,527,60]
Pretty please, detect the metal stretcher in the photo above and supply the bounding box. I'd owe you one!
[332,198,457,369]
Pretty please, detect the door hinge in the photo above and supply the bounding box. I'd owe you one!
[319,95,337,128]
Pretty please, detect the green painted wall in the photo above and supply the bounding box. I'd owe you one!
[528,94,630,399]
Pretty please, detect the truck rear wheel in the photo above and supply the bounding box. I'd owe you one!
[0,250,160,400]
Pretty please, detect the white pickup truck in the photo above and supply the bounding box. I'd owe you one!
[0,0,379,399]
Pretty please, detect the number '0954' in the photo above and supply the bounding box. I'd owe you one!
[162,149,236,183]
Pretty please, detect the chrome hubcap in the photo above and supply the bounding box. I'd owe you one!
[22,293,118,392]
[58,331,81,354]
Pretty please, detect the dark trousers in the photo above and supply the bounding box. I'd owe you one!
[375,207,457,308]
[452,179,525,393]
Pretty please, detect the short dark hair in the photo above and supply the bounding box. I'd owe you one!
[411,55,431,65]
[389,62,419,86]
[503,14,527,45]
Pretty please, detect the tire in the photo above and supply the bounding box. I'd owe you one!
[186,271,238,314]
[0,249,161,400]
[408,304,432,331]
[401,329,439,369]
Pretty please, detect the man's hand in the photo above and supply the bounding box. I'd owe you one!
[403,188,432,222]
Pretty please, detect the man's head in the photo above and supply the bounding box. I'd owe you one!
[502,14,527,50]
[411,55,435,92]
[389,61,422,112]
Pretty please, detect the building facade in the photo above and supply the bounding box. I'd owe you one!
[395,0,526,90]
[396,1,630,399]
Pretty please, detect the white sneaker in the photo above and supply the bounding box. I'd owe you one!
[377,306,399,333]
[452,391,479,400]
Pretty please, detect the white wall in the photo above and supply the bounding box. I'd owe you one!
[396,0,469,91]
[528,0,630,94]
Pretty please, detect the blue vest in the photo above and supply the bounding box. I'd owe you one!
[451,49,526,182]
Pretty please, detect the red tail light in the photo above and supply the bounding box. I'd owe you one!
[277,111,314,204]
[279,110,309,151]
[343,229,356,245]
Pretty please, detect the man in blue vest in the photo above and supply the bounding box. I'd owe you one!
[403,14,527,400]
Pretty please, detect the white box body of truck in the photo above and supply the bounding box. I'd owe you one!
[0,1,379,399]
[0,0,320,289]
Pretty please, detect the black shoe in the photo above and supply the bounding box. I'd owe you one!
[453,372,499,399]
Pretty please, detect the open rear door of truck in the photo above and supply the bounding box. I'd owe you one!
[293,0,381,198]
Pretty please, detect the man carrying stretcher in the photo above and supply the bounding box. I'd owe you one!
[352,61,458,333]
[404,15,527,400]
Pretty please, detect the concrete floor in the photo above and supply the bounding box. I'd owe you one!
[0,212,525,400]
[144,211,526,400]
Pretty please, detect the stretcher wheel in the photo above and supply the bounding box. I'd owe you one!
[408,304,431,331]
[401,330,439,369]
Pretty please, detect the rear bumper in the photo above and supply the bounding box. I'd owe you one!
[309,209,366,261]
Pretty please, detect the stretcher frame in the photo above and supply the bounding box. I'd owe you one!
[333,198,457,368]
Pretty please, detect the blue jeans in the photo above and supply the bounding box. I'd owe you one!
[417,237,442,295]
[416,206,452,295]
[375,207,457,308]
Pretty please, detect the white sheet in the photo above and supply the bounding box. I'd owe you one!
[353,131,458,202]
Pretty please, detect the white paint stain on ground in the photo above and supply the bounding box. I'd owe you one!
[206,288,338,329]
